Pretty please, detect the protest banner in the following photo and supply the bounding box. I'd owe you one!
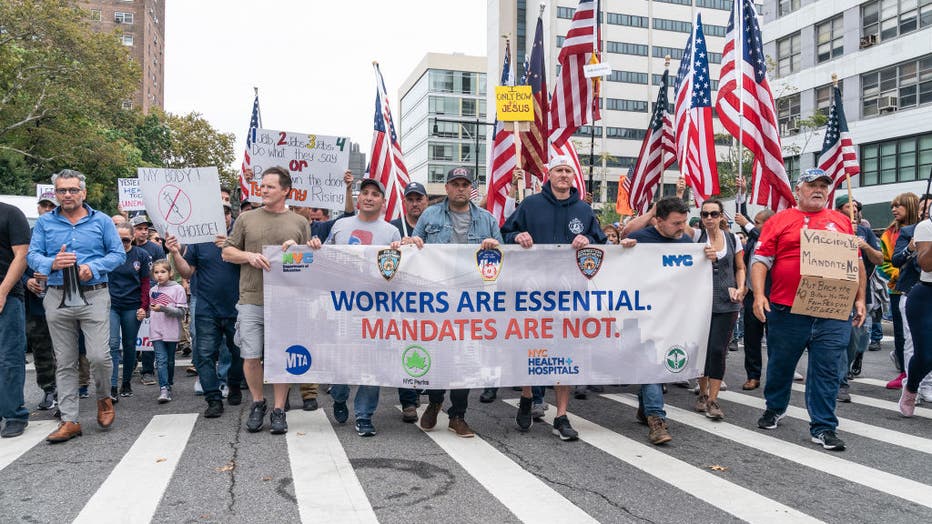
[244,129,350,210]
[791,229,860,320]
[136,317,153,352]
[137,167,225,244]
[118,178,146,211]
[263,243,712,387]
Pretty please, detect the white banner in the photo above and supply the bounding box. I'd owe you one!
[244,128,350,210]
[262,243,712,388]
[136,167,226,244]
[118,178,146,211]
[136,317,153,352]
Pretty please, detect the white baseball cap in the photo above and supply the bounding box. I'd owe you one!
[548,155,576,174]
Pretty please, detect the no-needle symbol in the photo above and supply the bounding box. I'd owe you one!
[158,184,192,225]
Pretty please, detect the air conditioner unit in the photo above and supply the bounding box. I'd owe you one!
[879,96,898,112]
[783,116,800,135]
[859,34,878,49]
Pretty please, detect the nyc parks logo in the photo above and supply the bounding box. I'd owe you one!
[402,345,431,378]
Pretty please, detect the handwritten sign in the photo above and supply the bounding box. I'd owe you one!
[137,167,225,244]
[246,129,350,210]
[792,229,859,320]
[495,86,534,122]
[118,178,146,211]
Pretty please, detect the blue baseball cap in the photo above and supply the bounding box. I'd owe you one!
[403,181,427,196]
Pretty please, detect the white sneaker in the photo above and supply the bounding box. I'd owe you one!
[158,387,170,404]
[720,381,728,391]
[194,378,203,396]
[919,388,932,403]
[220,383,229,399]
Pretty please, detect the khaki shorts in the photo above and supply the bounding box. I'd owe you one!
[234,304,264,359]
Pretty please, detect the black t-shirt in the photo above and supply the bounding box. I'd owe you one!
[0,203,31,299]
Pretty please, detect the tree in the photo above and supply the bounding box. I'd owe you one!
[163,111,237,189]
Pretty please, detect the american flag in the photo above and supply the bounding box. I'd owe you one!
[239,92,261,203]
[150,290,174,307]
[674,14,720,204]
[817,84,859,204]
[369,63,410,221]
[550,0,601,147]
[627,69,675,214]
[715,0,794,210]
[470,183,480,202]
[520,15,549,189]
[549,140,586,199]
[486,40,518,225]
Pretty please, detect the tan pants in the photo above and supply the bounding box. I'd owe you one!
[299,383,318,400]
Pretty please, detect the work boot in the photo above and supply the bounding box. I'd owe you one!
[647,416,672,445]
[420,402,442,430]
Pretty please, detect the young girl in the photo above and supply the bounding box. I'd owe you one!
[149,259,188,404]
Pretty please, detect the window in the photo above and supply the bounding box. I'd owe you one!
[574,125,647,141]
[461,99,476,117]
[557,6,574,19]
[604,98,649,113]
[783,155,800,181]
[860,133,932,185]
[89,9,101,21]
[431,119,460,138]
[430,70,454,93]
[708,52,723,64]
[121,100,133,110]
[777,33,801,76]
[121,34,134,46]
[114,12,134,24]
[779,0,801,17]
[428,165,447,184]
[814,82,843,117]
[704,24,728,38]
[656,0,691,5]
[653,18,692,34]
[428,96,459,115]
[862,0,932,43]
[861,55,932,117]
[816,16,844,62]
[777,94,801,135]
[696,0,734,10]
[430,144,454,161]
[556,36,565,47]
[606,41,648,56]
[606,13,648,28]
[608,70,648,84]
[653,46,684,61]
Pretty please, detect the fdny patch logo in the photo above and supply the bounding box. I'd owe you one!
[568,217,584,235]
[133,261,141,272]
[575,247,604,280]
[475,248,503,282]
[377,248,402,281]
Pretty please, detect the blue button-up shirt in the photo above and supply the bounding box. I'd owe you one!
[27,204,125,286]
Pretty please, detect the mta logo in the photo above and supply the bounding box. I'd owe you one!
[662,254,693,267]
[284,345,312,375]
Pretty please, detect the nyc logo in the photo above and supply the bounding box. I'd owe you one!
[282,252,311,264]
[377,248,402,281]
[662,254,693,267]
[475,248,503,282]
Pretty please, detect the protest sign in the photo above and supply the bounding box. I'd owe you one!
[263,243,712,387]
[244,129,350,210]
[495,86,534,122]
[36,184,55,200]
[791,229,859,320]
[136,317,153,352]
[137,167,225,244]
[118,178,146,211]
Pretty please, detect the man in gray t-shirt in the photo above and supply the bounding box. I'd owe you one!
[326,214,400,246]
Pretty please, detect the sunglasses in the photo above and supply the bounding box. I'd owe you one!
[55,188,82,195]
[701,211,722,218]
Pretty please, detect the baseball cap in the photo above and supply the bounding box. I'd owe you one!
[796,168,832,186]
[403,181,427,196]
[548,155,576,174]
[38,191,58,206]
[446,167,474,184]
[130,215,152,228]
[359,178,385,195]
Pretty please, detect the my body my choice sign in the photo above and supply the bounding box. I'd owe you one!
[137,167,226,244]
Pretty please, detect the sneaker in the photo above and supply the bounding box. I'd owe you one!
[868,341,881,351]
[705,400,724,420]
[694,394,708,413]
[120,383,133,398]
[194,379,203,396]
[420,402,442,431]
[355,419,376,437]
[886,372,906,390]
[574,385,588,400]
[332,401,348,424]
[220,383,229,398]
[110,386,119,403]
[899,387,918,417]
[647,416,672,445]
[204,399,224,418]
[530,401,545,420]
[551,415,579,441]
[0,419,28,438]
[919,388,932,404]
[720,381,728,391]
[515,396,533,432]
[38,390,57,410]
[728,340,739,352]
[158,387,170,404]
[448,416,476,438]
[793,372,804,382]
[185,366,198,376]
[269,408,287,434]
[78,386,89,399]
[479,388,497,403]
[140,373,156,386]
[757,409,785,429]
[851,353,863,376]
[811,430,846,451]
[837,385,852,403]
[302,398,319,411]
[226,387,242,406]
[246,400,268,432]
[401,405,418,423]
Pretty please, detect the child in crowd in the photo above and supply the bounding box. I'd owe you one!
[148,259,188,403]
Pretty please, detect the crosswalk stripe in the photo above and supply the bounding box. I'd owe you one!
[718,391,932,455]
[286,409,377,524]
[502,400,821,523]
[399,405,598,523]
[851,378,892,388]
[73,413,198,524]
[0,420,58,471]
[790,383,932,420]
[602,393,932,509]
[25,358,194,372]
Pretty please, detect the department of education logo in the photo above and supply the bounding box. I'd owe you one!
[575,247,604,280]
[282,251,313,272]
[664,345,688,373]
[402,345,431,378]
[377,248,402,280]
[284,345,312,375]
[475,248,503,282]
[568,217,584,235]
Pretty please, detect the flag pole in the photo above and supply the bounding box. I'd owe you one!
[835,73,855,226]
[736,0,744,203]
[586,0,602,200]
[254,86,262,127]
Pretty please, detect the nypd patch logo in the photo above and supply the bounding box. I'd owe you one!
[475,247,503,282]
[377,248,402,281]
[575,247,604,280]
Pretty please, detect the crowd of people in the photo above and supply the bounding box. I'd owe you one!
[0,163,929,454]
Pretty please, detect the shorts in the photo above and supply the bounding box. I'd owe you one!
[234,304,264,359]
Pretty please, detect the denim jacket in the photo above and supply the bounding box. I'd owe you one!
[411,199,503,245]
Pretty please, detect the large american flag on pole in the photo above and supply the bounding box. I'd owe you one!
[674,14,719,204]
[369,63,410,221]
[520,15,549,187]
[486,41,517,225]
[817,84,859,204]
[715,0,794,210]
[550,0,601,147]
[627,69,675,214]
[239,92,261,202]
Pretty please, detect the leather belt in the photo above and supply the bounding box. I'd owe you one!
[49,283,108,291]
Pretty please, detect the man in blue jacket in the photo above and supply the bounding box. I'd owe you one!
[501,156,607,441]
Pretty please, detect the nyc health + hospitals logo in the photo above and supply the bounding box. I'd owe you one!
[664,345,688,373]
[284,345,312,375]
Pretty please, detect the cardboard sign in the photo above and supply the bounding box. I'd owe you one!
[495,86,534,122]
[583,62,612,78]
[792,229,860,320]
[246,129,351,210]
[136,167,226,244]
[118,178,146,211]
[35,184,55,200]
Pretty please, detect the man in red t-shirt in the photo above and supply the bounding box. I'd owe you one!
[750,169,866,451]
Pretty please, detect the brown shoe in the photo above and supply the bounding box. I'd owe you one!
[705,400,724,420]
[420,402,442,431]
[97,398,115,429]
[695,394,709,413]
[401,405,418,423]
[647,416,672,445]
[46,421,82,443]
[448,417,476,438]
[742,379,760,390]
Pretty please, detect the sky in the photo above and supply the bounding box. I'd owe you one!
[164,1,487,166]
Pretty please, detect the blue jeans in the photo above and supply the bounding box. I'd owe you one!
[193,315,242,402]
[330,385,380,420]
[0,297,28,421]
[638,383,666,419]
[764,304,849,437]
[109,308,141,387]
[870,309,883,342]
[840,312,870,387]
[532,386,545,404]
[152,340,176,388]
[139,345,155,374]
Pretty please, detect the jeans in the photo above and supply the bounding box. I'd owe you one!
[427,389,469,419]
[764,304,849,437]
[870,309,883,342]
[0,297,28,421]
[139,346,155,375]
[193,315,242,402]
[153,340,176,388]
[398,388,418,408]
[109,308,142,387]
[901,292,932,391]
[638,383,666,419]
[330,385,380,420]
[905,284,932,393]
[891,293,905,370]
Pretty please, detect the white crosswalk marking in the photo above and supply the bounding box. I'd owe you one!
[400,405,599,523]
[0,420,57,471]
[286,409,377,524]
[790,383,932,419]
[73,413,198,524]
[502,400,822,523]
[852,378,893,388]
[718,390,932,454]
[602,393,932,509]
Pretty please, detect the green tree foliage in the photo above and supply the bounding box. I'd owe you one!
[164,111,237,190]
